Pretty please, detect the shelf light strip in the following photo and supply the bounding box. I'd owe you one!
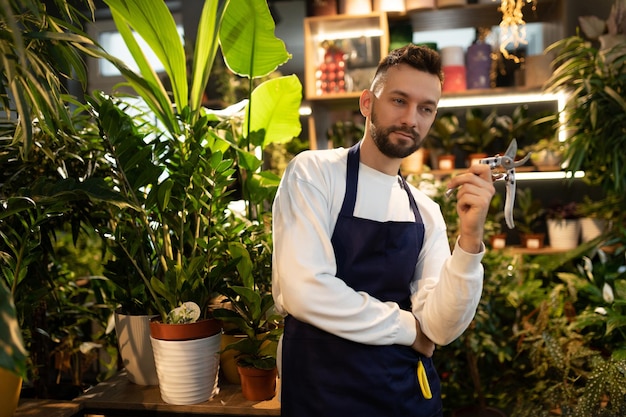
[438,91,565,108]
[515,171,585,181]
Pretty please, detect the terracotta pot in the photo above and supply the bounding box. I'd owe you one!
[149,317,222,340]
[238,366,278,401]
[149,318,223,405]
[0,368,22,417]
[220,332,278,385]
[467,152,487,167]
[490,233,507,249]
[521,233,545,249]
[437,154,456,171]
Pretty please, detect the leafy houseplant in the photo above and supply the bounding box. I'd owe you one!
[93,0,301,324]
[426,113,461,170]
[545,201,581,250]
[514,187,546,248]
[459,107,508,166]
[545,2,626,197]
[0,274,27,417]
[86,0,301,402]
[213,285,283,400]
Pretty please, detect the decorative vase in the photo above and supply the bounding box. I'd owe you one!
[547,219,580,250]
[114,310,159,385]
[150,318,222,405]
[0,368,22,417]
[238,366,278,401]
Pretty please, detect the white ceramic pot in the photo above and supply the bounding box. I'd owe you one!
[579,217,607,243]
[547,219,580,250]
[151,332,222,405]
[114,311,159,385]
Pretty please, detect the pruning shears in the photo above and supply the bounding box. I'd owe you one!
[479,138,531,229]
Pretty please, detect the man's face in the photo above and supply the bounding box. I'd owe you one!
[367,64,441,159]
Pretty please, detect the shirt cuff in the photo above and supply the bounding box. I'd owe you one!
[452,236,485,265]
[396,309,418,346]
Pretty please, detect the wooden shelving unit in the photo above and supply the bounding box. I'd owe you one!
[302,1,566,149]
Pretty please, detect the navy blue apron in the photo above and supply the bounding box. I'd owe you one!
[281,143,442,417]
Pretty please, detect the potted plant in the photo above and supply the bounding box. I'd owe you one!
[85,0,301,403]
[514,187,546,249]
[0,263,27,417]
[545,0,626,196]
[213,285,283,401]
[545,201,581,250]
[459,107,508,166]
[426,112,461,170]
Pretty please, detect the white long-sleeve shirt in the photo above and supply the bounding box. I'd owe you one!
[271,146,484,347]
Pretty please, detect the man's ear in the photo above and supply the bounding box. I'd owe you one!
[359,89,372,118]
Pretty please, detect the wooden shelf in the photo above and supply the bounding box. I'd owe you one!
[388,0,562,31]
[303,1,565,149]
[503,246,570,255]
[75,371,280,416]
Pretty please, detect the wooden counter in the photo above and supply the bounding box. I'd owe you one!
[75,371,281,417]
[15,399,81,417]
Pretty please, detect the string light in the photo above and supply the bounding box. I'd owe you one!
[498,0,537,62]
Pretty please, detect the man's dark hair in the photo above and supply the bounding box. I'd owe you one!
[371,44,444,92]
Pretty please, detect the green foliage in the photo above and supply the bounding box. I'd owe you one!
[459,108,509,155]
[0,278,27,379]
[213,286,283,370]
[425,113,461,155]
[0,0,96,155]
[90,0,302,323]
[545,34,626,194]
[514,187,546,235]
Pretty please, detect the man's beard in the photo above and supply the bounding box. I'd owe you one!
[369,105,422,159]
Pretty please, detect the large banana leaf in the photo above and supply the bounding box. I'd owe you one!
[220,0,291,78]
[245,75,302,146]
[103,0,224,129]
